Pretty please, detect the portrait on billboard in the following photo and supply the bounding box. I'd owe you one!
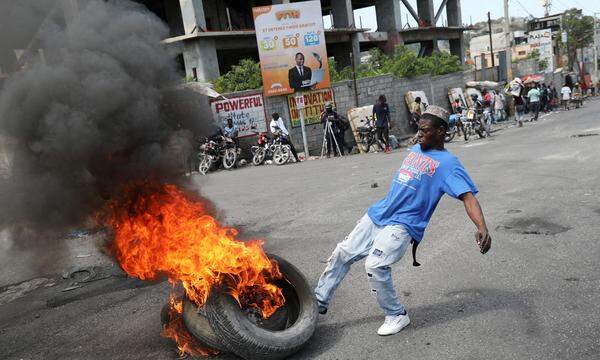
[253,1,330,96]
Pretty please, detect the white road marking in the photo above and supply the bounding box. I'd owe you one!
[463,141,489,148]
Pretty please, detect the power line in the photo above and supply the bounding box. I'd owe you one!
[513,0,534,18]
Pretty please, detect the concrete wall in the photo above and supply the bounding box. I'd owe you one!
[220,69,477,157]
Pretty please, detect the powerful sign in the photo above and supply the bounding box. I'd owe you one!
[253,1,330,97]
[210,94,268,138]
[287,88,334,128]
[528,29,554,73]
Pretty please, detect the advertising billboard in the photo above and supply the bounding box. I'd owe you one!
[287,88,335,127]
[210,94,268,138]
[253,1,330,97]
[528,29,554,73]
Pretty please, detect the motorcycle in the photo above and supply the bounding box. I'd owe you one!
[356,115,385,153]
[464,108,486,140]
[445,114,460,142]
[197,135,238,175]
[251,129,292,166]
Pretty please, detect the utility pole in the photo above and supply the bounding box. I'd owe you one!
[504,0,513,79]
[542,0,551,17]
[488,12,496,79]
[594,13,600,81]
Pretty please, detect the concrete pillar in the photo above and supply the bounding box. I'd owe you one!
[375,0,404,54]
[332,0,354,28]
[179,0,206,34]
[446,0,461,27]
[164,0,185,36]
[182,39,219,82]
[329,0,360,71]
[330,36,360,71]
[417,0,434,26]
[450,34,465,64]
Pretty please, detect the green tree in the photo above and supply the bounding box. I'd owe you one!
[561,8,595,69]
[213,58,262,93]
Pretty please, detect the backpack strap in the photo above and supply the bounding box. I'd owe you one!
[411,239,420,267]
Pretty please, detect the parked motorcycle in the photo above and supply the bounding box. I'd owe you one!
[251,130,292,166]
[445,114,459,142]
[356,115,385,153]
[464,108,486,140]
[197,135,238,175]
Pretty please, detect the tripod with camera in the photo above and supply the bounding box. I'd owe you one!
[320,113,343,158]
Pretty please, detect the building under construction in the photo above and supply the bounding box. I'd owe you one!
[0,0,466,83]
[136,0,466,82]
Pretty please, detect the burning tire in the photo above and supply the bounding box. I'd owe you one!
[205,254,318,360]
[181,300,229,352]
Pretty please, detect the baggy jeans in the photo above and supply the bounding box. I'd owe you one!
[314,213,412,316]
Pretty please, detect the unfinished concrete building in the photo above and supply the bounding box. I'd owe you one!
[133,0,465,82]
[0,0,465,85]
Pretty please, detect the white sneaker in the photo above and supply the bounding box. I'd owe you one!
[377,313,410,336]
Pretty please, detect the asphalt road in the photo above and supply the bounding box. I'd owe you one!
[1,100,600,359]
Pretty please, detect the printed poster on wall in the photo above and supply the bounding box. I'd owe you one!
[287,88,335,128]
[253,1,331,97]
[527,29,554,73]
[210,94,268,138]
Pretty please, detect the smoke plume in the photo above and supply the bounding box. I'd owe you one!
[0,0,205,229]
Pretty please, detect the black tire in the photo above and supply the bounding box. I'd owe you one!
[198,156,211,175]
[444,131,455,143]
[273,146,290,165]
[358,136,371,153]
[253,148,266,166]
[222,148,237,169]
[181,299,230,352]
[205,254,318,360]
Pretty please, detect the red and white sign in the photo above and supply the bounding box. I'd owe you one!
[295,95,305,109]
[210,94,268,138]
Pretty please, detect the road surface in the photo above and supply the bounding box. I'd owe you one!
[1,101,600,359]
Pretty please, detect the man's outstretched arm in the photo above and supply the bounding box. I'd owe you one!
[459,192,492,254]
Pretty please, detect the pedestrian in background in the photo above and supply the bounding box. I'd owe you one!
[560,83,571,111]
[494,91,505,122]
[373,95,392,153]
[527,84,541,121]
[482,89,493,136]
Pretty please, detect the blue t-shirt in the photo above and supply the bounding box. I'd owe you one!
[367,145,478,242]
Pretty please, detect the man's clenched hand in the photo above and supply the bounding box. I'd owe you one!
[476,229,491,254]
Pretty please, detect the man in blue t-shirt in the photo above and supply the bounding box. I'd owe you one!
[314,105,492,336]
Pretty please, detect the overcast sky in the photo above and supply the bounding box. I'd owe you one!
[324,0,599,30]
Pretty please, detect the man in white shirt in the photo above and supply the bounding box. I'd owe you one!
[269,112,300,162]
[560,84,572,111]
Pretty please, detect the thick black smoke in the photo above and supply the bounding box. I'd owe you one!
[0,0,207,228]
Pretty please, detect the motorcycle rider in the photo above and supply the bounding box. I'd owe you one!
[320,102,345,157]
[269,112,300,162]
[223,118,239,148]
[451,98,464,137]
[470,94,486,136]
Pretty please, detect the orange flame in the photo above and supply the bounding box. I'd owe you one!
[161,296,218,357]
[101,183,285,355]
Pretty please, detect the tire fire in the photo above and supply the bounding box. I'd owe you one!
[101,183,285,356]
